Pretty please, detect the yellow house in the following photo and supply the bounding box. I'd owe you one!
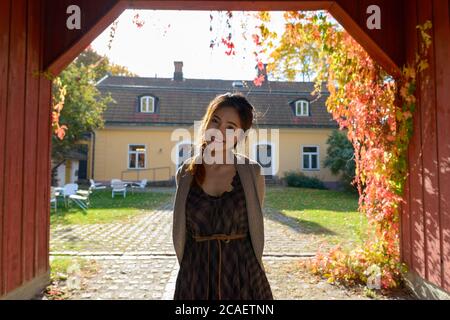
[91,62,342,189]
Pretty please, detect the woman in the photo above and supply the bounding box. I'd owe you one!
[172,92,273,300]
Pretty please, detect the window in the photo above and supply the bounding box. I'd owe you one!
[302,146,319,170]
[255,143,275,177]
[128,145,146,169]
[295,100,309,117]
[140,96,155,113]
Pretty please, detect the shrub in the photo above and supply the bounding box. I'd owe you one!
[283,171,327,190]
[324,130,357,193]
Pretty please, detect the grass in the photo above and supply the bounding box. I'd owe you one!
[50,189,172,225]
[265,186,369,250]
[45,256,100,300]
[50,256,98,281]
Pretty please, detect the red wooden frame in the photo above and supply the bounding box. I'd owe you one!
[44,0,403,77]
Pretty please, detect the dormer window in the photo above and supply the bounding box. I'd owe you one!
[295,100,310,117]
[140,96,155,113]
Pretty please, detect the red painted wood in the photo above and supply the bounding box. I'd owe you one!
[406,0,426,281]
[433,0,450,292]
[329,0,404,76]
[417,0,442,287]
[22,0,41,283]
[400,176,412,268]
[3,0,27,293]
[399,0,417,276]
[36,79,52,276]
[0,0,12,297]
[0,0,52,297]
[44,0,122,75]
[0,0,448,299]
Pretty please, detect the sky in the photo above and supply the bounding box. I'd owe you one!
[90,10,288,81]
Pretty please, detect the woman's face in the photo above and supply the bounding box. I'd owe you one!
[205,106,243,153]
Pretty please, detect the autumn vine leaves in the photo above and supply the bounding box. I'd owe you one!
[252,11,432,289]
[52,77,68,140]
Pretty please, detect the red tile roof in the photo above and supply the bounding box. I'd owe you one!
[97,76,338,129]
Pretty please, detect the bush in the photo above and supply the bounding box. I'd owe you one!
[283,171,327,190]
[324,130,357,193]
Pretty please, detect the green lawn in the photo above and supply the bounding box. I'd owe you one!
[51,189,172,225]
[265,186,369,249]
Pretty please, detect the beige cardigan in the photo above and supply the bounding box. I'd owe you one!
[172,152,267,271]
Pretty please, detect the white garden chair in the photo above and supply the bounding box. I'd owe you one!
[69,187,92,212]
[90,179,106,190]
[131,179,148,193]
[50,187,57,213]
[61,183,78,208]
[111,180,127,198]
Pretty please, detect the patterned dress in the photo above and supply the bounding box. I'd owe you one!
[173,170,273,300]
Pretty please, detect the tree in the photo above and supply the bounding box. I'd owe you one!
[51,48,135,175]
[324,130,356,192]
[75,46,137,82]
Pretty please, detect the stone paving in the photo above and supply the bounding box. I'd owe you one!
[41,192,416,300]
[50,202,329,256]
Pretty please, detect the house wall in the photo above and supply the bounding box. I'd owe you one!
[278,129,341,184]
[92,126,341,185]
[65,160,80,184]
[56,164,65,187]
[93,127,181,182]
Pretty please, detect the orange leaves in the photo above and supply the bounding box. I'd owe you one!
[253,12,432,291]
[252,34,261,46]
[220,36,235,56]
[52,77,68,140]
[55,126,68,140]
[253,74,265,87]
[132,13,145,29]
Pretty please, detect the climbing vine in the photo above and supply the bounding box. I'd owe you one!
[51,77,68,140]
[253,11,433,290]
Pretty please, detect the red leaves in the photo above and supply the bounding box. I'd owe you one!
[253,74,265,87]
[52,77,68,140]
[132,13,145,29]
[55,126,68,140]
[221,36,235,56]
[252,34,261,46]
[257,60,265,71]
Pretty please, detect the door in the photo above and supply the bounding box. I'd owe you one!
[256,144,273,178]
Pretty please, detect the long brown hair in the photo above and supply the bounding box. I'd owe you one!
[186,92,255,186]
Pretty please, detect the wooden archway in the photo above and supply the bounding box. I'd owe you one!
[1,0,449,299]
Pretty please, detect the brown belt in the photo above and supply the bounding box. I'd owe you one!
[193,233,246,300]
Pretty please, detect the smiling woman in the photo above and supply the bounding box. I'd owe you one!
[172,93,273,300]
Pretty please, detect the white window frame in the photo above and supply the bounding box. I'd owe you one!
[140,96,155,113]
[295,100,310,117]
[301,145,320,171]
[127,144,147,170]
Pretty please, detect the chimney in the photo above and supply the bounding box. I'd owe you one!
[256,63,268,84]
[173,61,183,81]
